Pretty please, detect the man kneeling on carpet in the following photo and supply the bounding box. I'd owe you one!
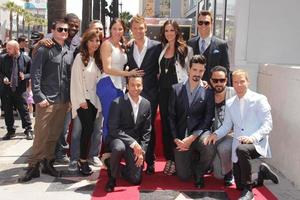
[205,69,279,200]
[168,55,215,188]
[104,75,151,192]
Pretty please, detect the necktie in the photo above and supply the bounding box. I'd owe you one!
[200,39,206,54]
[10,58,18,92]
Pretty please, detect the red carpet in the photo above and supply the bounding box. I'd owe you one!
[91,160,278,200]
[92,109,278,200]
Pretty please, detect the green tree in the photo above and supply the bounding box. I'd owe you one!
[120,11,132,29]
[2,1,17,39]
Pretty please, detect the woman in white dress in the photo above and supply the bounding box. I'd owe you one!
[97,18,144,139]
[70,29,102,175]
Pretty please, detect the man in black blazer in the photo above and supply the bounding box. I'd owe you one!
[169,55,215,188]
[126,15,162,174]
[188,10,230,83]
[0,40,33,140]
[105,76,151,192]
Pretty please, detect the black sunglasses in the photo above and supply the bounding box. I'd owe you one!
[56,27,69,33]
[211,78,226,83]
[198,21,210,26]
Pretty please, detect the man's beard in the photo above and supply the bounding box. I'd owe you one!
[192,76,201,82]
[213,86,225,93]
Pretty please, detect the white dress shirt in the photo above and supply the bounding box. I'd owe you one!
[133,37,148,68]
[127,93,142,148]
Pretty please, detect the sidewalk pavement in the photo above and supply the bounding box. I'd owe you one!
[0,117,300,200]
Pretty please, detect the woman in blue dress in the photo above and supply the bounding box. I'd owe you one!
[97,18,144,140]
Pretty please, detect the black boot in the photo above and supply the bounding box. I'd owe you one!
[18,162,40,183]
[105,177,116,192]
[256,163,279,186]
[78,160,93,176]
[41,159,61,177]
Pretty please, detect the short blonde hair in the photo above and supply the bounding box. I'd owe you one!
[7,40,19,49]
[130,14,147,29]
[232,69,249,81]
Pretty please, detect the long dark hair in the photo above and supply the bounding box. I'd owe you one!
[79,29,103,71]
[109,18,127,50]
[160,20,188,67]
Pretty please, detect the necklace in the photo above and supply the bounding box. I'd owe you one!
[164,57,173,74]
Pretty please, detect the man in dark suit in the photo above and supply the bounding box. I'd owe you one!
[126,15,162,174]
[0,40,33,140]
[188,10,230,83]
[105,76,151,192]
[169,55,215,188]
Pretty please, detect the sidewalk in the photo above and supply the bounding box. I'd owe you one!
[0,117,299,200]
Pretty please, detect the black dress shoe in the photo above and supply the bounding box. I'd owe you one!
[24,130,33,140]
[145,165,155,175]
[41,159,61,177]
[194,177,205,188]
[78,160,93,176]
[238,189,254,200]
[224,171,234,186]
[2,131,16,140]
[105,177,116,192]
[18,163,40,183]
[257,163,279,186]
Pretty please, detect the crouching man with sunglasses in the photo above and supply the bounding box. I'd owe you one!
[18,19,74,183]
[188,10,230,84]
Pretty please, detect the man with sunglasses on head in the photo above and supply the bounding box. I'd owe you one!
[18,19,74,183]
[208,66,235,186]
[188,10,230,84]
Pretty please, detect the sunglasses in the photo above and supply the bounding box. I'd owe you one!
[211,78,226,83]
[56,27,69,33]
[198,21,210,26]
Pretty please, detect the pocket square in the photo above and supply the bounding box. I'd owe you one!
[213,49,220,54]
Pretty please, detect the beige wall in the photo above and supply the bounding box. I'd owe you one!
[257,64,300,188]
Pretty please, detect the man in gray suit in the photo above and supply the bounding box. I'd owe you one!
[105,76,151,192]
[188,10,230,83]
[206,69,279,200]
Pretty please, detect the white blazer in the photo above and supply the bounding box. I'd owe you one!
[215,89,272,163]
[158,43,193,83]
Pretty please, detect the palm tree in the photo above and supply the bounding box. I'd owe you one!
[47,0,66,33]
[120,11,132,29]
[2,1,17,39]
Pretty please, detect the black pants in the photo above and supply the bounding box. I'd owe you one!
[77,100,97,160]
[145,97,158,167]
[233,144,261,188]
[159,88,174,161]
[109,138,143,185]
[2,90,32,132]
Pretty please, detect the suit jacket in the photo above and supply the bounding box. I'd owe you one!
[188,36,230,82]
[169,82,215,140]
[107,94,152,153]
[0,52,31,95]
[215,89,272,162]
[126,38,162,103]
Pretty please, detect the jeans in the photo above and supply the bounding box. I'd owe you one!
[70,113,103,162]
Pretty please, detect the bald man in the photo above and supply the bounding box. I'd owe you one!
[0,40,33,140]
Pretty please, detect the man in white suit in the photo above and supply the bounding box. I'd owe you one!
[205,69,279,200]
